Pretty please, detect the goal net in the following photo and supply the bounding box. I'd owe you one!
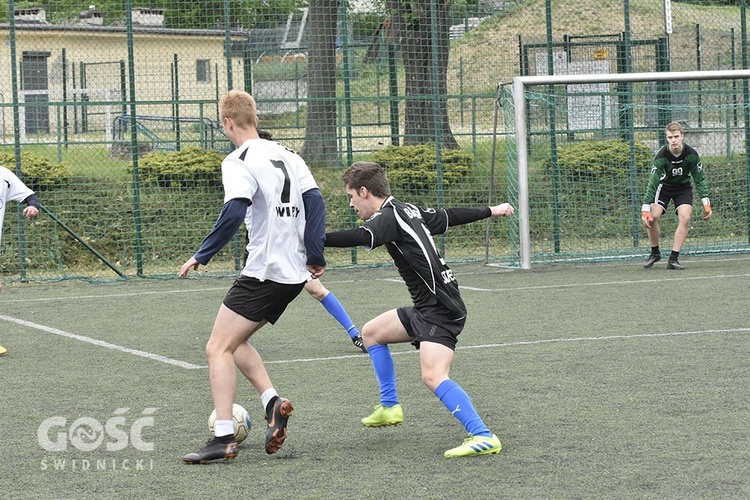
[498,69,750,269]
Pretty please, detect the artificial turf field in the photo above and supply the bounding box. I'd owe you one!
[2,256,749,498]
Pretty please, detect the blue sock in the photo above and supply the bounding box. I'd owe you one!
[435,379,491,437]
[320,292,359,339]
[368,345,398,407]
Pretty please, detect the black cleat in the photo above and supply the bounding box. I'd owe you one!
[183,436,238,464]
[666,260,685,270]
[643,254,661,268]
[265,397,293,454]
[352,334,367,353]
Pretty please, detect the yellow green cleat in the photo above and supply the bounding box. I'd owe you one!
[361,404,403,427]
[444,434,502,458]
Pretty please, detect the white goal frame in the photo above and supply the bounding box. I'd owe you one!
[509,69,750,269]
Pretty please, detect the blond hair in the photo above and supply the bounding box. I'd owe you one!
[219,90,258,128]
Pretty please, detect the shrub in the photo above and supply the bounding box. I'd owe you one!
[136,146,223,188]
[369,144,472,194]
[0,151,72,189]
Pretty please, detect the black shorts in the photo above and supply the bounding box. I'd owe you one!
[396,306,465,351]
[654,184,693,214]
[222,276,305,324]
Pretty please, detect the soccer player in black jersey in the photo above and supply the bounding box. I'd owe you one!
[325,161,514,458]
[642,122,712,270]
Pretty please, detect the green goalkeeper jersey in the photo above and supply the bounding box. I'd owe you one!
[643,143,709,205]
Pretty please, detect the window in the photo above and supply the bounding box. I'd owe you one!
[196,60,211,83]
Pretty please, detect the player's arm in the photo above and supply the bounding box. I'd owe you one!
[180,198,249,277]
[325,228,372,248]
[446,203,514,227]
[641,162,663,228]
[691,160,712,219]
[302,188,326,277]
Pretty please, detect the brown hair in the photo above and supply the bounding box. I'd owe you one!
[219,90,258,128]
[342,161,391,198]
[665,121,683,134]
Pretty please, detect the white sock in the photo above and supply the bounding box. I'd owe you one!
[261,388,279,411]
[214,419,235,437]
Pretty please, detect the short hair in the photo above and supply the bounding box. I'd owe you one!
[665,122,683,134]
[342,161,391,198]
[258,129,273,141]
[219,90,257,128]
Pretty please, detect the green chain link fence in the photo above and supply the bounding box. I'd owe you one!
[1,0,748,282]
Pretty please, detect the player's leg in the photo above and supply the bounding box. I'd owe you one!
[668,203,693,270]
[184,305,260,463]
[360,309,410,427]
[644,203,665,268]
[305,279,365,352]
[429,356,501,457]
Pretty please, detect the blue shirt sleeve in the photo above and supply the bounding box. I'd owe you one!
[194,198,249,265]
[302,188,326,267]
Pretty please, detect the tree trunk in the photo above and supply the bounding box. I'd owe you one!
[302,0,340,167]
[387,0,458,149]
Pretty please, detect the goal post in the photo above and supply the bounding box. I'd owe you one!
[503,69,750,269]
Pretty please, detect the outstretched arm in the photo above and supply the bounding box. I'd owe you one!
[446,203,514,227]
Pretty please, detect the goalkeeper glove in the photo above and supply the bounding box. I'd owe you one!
[641,204,653,228]
[701,197,712,220]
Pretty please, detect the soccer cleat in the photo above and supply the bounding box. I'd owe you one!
[0,345,7,356]
[352,334,367,353]
[667,260,685,270]
[444,434,502,458]
[361,404,403,427]
[265,397,293,454]
[182,436,238,464]
[643,254,661,268]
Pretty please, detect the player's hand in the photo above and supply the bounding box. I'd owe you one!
[491,203,514,217]
[702,204,712,220]
[641,211,653,229]
[308,265,326,280]
[641,204,653,228]
[23,206,39,219]
[179,256,200,278]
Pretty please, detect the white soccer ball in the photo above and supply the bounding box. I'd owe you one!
[208,403,252,444]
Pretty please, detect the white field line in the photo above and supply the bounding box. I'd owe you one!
[2,312,746,369]
[0,313,207,370]
[2,271,748,304]
[458,273,750,292]
[265,327,750,364]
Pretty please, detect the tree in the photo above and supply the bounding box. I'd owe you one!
[386,0,458,149]
[302,0,340,166]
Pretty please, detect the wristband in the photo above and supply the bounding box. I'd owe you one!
[701,197,710,207]
[641,204,651,213]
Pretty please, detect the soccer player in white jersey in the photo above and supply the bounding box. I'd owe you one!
[257,130,365,353]
[0,165,40,355]
[325,161,514,458]
[180,90,326,463]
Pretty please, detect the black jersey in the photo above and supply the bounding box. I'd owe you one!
[361,196,466,320]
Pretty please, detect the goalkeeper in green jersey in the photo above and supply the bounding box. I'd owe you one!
[641,122,712,270]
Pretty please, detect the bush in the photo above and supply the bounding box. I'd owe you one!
[136,146,223,188]
[0,151,72,189]
[369,144,473,195]
[542,139,654,182]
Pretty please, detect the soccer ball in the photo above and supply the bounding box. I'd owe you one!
[208,403,252,444]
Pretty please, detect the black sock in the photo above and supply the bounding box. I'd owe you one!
[265,395,279,416]
[669,250,679,261]
[651,246,660,256]
[215,434,234,443]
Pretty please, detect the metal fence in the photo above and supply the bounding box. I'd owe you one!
[1,0,748,282]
